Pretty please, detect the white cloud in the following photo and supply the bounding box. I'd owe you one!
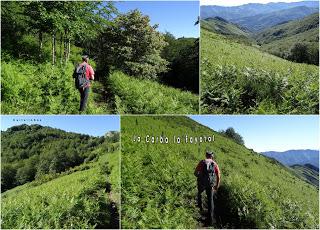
[200,0,305,6]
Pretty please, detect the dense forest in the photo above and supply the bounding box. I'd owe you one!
[1,124,120,228]
[1,1,199,114]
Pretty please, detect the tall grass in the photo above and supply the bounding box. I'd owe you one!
[108,71,199,114]
[200,29,319,114]
[1,60,110,114]
[1,149,120,229]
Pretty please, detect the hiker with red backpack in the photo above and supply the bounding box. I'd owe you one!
[194,151,221,225]
[73,55,95,112]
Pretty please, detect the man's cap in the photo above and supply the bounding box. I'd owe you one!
[82,55,89,61]
[206,151,215,157]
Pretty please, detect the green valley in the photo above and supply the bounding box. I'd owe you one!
[121,116,319,229]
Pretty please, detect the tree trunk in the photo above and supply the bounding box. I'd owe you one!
[64,30,68,64]
[52,33,55,65]
[64,39,67,64]
[60,33,63,65]
[67,38,71,62]
[39,31,43,59]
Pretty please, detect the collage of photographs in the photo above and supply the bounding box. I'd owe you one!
[0,0,319,229]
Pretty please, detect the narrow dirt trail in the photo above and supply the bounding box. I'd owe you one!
[195,191,230,229]
[87,80,114,114]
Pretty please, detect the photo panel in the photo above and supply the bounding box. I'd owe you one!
[199,0,319,114]
[121,115,319,229]
[1,115,120,229]
[2,0,200,115]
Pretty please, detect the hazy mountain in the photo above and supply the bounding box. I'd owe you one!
[233,6,319,32]
[201,1,319,20]
[262,149,319,168]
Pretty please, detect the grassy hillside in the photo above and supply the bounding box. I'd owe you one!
[121,116,319,229]
[1,124,120,229]
[1,124,112,191]
[1,147,120,229]
[200,28,319,114]
[290,164,319,188]
[108,71,199,114]
[255,13,319,56]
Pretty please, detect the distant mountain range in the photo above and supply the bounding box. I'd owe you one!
[201,1,319,32]
[262,149,319,168]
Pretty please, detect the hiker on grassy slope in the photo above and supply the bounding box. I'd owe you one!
[73,55,95,112]
[194,151,221,225]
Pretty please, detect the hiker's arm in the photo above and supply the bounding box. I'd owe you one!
[89,66,95,80]
[194,161,202,177]
[214,164,221,190]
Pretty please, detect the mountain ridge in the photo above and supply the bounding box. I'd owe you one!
[201,1,319,20]
[262,149,319,168]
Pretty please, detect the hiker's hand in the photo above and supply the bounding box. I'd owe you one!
[213,185,218,191]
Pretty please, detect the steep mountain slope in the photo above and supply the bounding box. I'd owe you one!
[201,17,254,45]
[233,6,318,32]
[201,17,250,37]
[200,1,319,20]
[291,164,319,187]
[255,13,319,56]
[200,28,319,114]
[121,116,319,229]
[262,149,319,168]
[2,149,120,229]
[1,125,120,228]
[256,13,319,43]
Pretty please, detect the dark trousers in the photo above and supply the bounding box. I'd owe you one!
[197,184,215,225]
[79,87,89,112]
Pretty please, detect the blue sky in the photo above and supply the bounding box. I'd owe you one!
[189,115,319,152]
[114,1,199,38]
[1,115,120,137]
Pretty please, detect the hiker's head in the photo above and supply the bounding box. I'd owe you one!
[206,151,214,159]
[82,55,89,63]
